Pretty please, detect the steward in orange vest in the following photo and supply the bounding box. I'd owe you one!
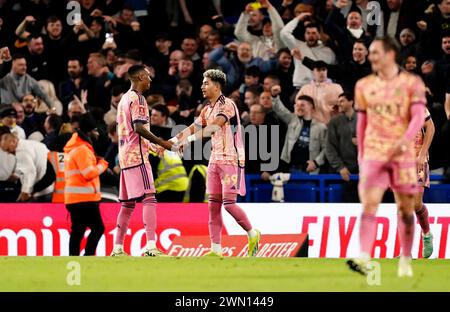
[47,151,65,203]
[64,134,108,204]
[63,114,107,256]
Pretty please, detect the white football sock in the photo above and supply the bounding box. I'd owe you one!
[146,240,156,250]
[247,229,257,238]
[211,243,222,254]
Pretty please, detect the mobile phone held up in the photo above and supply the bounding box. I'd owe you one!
[105,33,114,44]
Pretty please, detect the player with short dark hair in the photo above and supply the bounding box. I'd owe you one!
[395,107,435,258]
[111,65,174,257]
[170,69,261,257]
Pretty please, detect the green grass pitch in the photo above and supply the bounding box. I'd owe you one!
[1,257,449,292]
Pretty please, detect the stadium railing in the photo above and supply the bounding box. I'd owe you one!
[242,174,449,203]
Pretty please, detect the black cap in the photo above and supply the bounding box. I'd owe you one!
[79,113,97,134]
[312,60,328,70]
[0,106,18,119]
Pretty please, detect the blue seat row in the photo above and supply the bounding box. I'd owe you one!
[242,174,448,203]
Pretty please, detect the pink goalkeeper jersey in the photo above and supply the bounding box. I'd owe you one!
[195,94,245,167]
[355,71,426,163]
[117,89,151,169]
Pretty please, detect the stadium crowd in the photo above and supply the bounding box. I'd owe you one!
[0,0,449,203]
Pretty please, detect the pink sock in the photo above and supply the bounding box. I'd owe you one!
[359,212,377,256]
[208,195,223,244]
[223,194,252,232]
[143,195,157,242]
[398,213,415,257]
[115,202,135,245]
[415,204,430,234]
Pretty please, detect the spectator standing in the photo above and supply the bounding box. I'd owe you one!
[281,19,336,88]
[325,92,358,202]
[0,55,54,108]
[297,60,344,124]
[0,105,26,139]
[271,86,327,174]
[235,0,285,60]
[63,113,108,256]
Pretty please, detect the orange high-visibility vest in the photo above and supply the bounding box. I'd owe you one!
[63,133,108,204]
[47,151,66,203]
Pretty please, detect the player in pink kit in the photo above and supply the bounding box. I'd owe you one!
[171,69,261,257]
[111,65,173,257]
[347,37,426,277]
[394,107,435,258]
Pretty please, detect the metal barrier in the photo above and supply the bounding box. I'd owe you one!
[243,174,448,203]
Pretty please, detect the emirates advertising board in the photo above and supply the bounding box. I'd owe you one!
[0,203,449,258]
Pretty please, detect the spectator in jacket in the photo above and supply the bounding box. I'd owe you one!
[235,0,285,60]
[0,105,26,139]
[208,41,273,93]
[271,85,327,174]
[20,94,47,139]
[58,58,88,112]
[422,34,450,105]
[299,39,371,94]
[0,54,54,108]
[399,28,418,60]
[63,113,108,256]
[336,0,384,38]
[416,0,450,62]
[324,5,372,63]
[42,114,63,149]
[325,92,358,202]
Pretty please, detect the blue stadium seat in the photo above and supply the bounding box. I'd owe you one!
[251,183,317,202]
[285,183,317,202]
[328,184,343,203]
[423,185,450,203]
[253,184,273,202]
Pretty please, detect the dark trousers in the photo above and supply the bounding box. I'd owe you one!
[66,201,105,256]
[0,181,21,202]
[156,190,185,202]
[188,169,207,202]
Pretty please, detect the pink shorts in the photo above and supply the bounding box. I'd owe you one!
[207,163,246,196]
[359,160,420,195]
[119,163,155,202]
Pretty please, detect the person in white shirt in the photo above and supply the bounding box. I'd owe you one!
[0,133,55,201]
[0,126,17,182]
[280,16,336,88]
[234,0,285,60]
